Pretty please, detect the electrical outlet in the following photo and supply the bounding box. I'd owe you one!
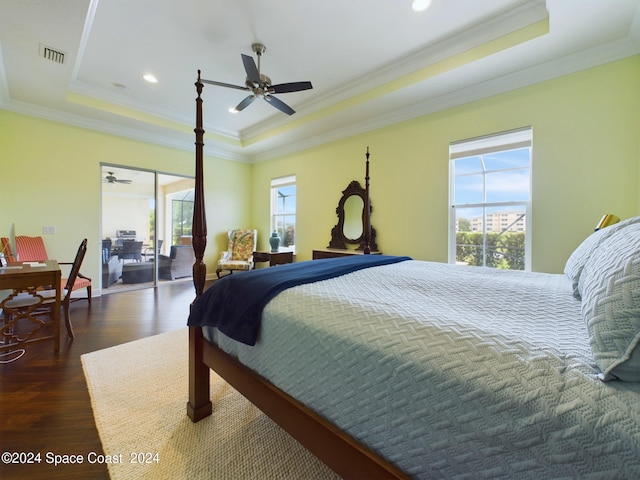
[43,226,56,234]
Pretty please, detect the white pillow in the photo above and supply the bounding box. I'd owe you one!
[580,223,640,381]
[564,216,640,298]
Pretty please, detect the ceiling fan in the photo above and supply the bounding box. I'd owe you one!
[104,171,132,184]
[201,43,313,115]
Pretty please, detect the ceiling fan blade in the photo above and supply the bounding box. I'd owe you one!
[270,81,313,94]
[201,79,249,91]
[105,172,132,184]
[235,95,256,112]
[264,95,295,115]
[241,54,261,84]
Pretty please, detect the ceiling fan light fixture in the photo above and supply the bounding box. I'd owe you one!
[411,0,431,12]
[143,73,158,83]
[201,43,312,115]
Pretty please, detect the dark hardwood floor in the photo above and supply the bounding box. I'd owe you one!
[0,280,201,480]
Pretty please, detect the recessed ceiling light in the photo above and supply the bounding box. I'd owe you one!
[411,0,431,12]
[143,73,158,83]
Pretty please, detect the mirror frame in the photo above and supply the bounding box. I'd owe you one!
[328,180,378,251]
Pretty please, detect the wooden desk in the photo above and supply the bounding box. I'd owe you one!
[253,251,294,267]
[0,260,61,353]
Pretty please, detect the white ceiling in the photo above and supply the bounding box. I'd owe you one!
[1,0,639,163]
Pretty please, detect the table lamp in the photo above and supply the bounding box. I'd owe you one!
[594,214,620,231]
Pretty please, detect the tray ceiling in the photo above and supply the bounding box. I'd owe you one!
[1,0,639,162]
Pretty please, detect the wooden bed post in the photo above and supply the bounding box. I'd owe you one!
[188,326,212,421]
[192,70,207,303]
[363,147,371,254]
[188,70,212,422]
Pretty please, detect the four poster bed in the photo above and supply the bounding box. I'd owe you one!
[187,72,640,479]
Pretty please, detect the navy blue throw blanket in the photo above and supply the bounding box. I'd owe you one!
[188,255,412,346]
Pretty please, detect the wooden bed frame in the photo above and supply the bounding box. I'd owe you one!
[187,72,407,479]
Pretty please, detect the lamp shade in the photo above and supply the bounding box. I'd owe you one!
[595,214,620,231]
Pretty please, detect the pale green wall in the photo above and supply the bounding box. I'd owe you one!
[0,111,251,292]
[1,55,638,293]
[251,56,640,272]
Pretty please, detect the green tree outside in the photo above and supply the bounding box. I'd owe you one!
[456,231,525,270]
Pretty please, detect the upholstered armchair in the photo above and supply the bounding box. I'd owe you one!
[216,229,257,278]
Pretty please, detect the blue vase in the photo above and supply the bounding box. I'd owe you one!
[269,231,280,252]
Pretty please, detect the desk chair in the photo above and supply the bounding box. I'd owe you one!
[3,239,88,339]
[1,236,92,305]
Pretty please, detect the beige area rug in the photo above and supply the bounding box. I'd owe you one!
[81,328,340,480]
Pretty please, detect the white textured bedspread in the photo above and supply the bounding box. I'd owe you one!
[206,260,640,479]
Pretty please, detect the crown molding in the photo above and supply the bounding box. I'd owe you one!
[248,37,640,163]
[2,31,638,166]
[0,97,250,162]
[240,0,549,142]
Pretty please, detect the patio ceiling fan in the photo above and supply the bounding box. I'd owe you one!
[104,171,132,184]
[201,43,313,115]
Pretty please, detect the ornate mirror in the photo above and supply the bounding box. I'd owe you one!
[328,180,377,251]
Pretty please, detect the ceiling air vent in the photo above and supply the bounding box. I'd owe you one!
[39,44,65,64]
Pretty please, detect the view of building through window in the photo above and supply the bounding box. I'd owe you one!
[449,128,532,270]
[270,175,296,251]
[462,211,526,233]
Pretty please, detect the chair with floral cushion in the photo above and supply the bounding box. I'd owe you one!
[215,229,257,278]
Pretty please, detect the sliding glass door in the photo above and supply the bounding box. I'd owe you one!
[101,165,194,294]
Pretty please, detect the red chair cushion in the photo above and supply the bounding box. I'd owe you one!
[1,237,16,262]
[70,277,91,291]
[15,236,49,262]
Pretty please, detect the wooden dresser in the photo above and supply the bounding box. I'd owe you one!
[312,249,382,260]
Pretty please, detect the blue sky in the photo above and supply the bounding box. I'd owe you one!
[453,147,530,207]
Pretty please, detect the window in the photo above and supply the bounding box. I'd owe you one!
[270,175,296,252]
[449,127,532,270]
[170,189,194,246]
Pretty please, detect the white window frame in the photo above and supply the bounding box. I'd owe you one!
[448,127,532,271]
[270,175,296,253]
